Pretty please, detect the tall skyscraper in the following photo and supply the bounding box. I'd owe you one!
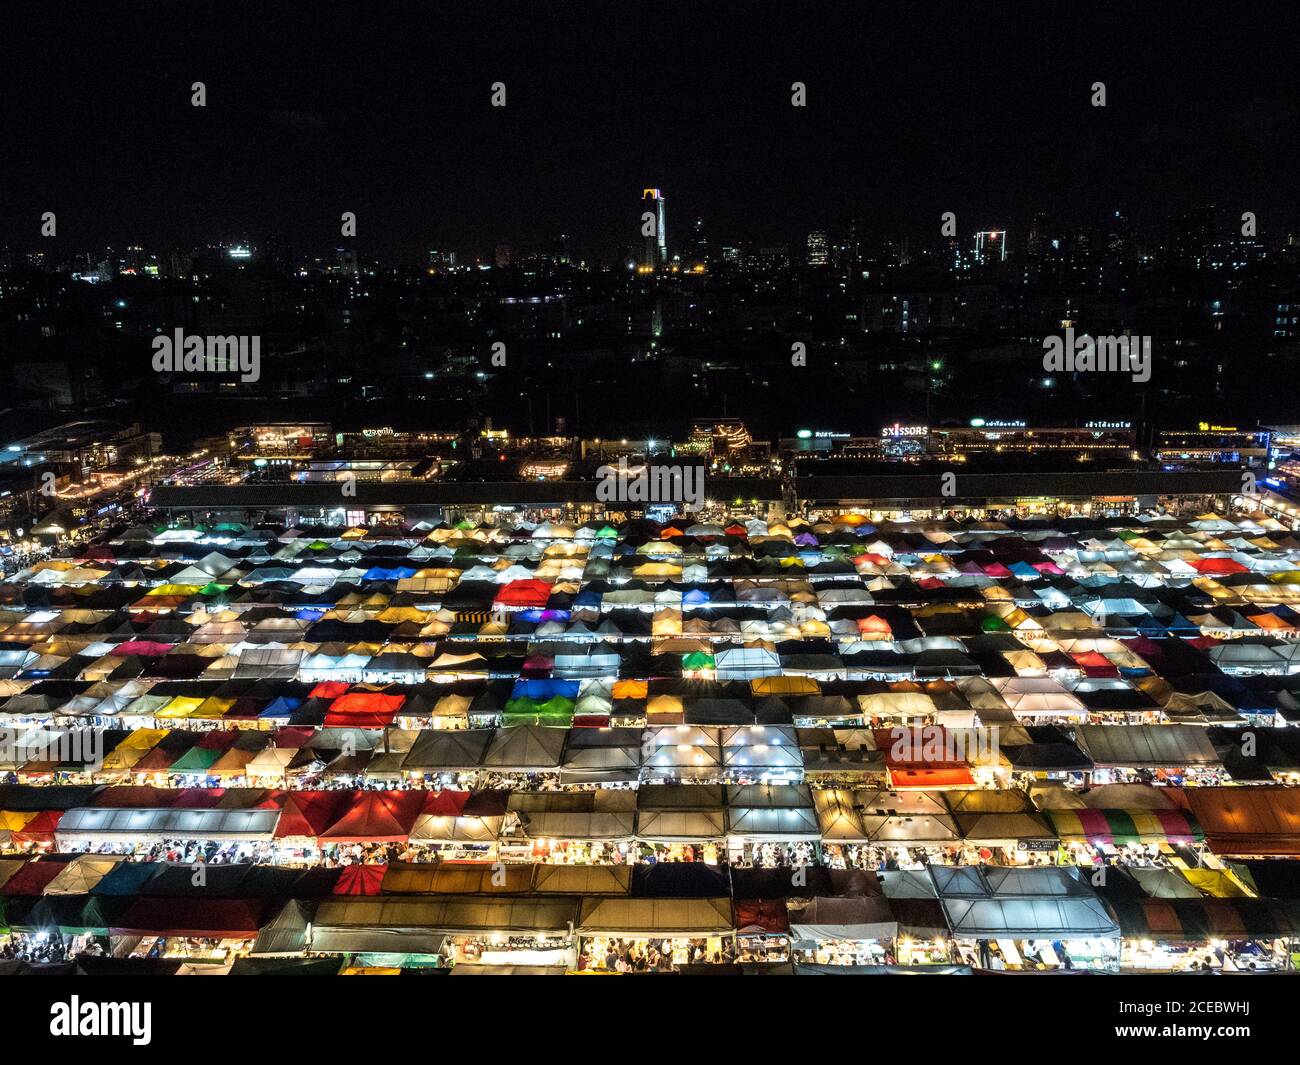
[1107,210,1135,261]
[972,230,1008,264]
[641,188,667,268]
[687,216,708,263]
[264,234,293,277]
[1166,204,1218,271]
[1027,212,1048,260]
[806,230,829,266]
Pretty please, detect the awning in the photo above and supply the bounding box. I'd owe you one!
[636,785,726,841]
[56,806,278,844]
[111,897,267,939]
[318,791,427,843]
[576,897,733,936]
[1074,724,1221,768]
[789,895,897,942]
[1185,787,1300,856]
[380,864,533,895]
[734,898,789,934]
[941,896,1120,938]
[931,866,1119,938]
[1111,897,1300,940]
[250,898,315,956]
[724,784,819,839]
[313,895,580,946]
[1046,808,1203,846]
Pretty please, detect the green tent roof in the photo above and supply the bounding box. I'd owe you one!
[502,695,575,726]
[169,747,222,772]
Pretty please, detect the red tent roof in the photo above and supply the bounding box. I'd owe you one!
[170,787,229,808]
[111,897,266,939]
[1191,557,1248,575]
[888,766,976,789]
[332,863,387,895]
[110,640,173,657]
[309,681,351,700]
[91,785,178,808]
[274,727,317,749]
[874,727,968,770]
[1,859,67,896]
[273,790,355,839]
[327,691,403,717]
[733,897,789,934]
[318,790,427,843]
[325,692,405,728]
[420,790,471,817]
[1071,651,1120,678]
[11,810,63,845]
[196,730,238,751]
[494,579,553,608]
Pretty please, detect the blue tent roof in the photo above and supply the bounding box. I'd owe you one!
[510,678,580,700]
[91,861,163,896]
[260,696,303,719]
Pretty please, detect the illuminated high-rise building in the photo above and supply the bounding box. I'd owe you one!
[806,230,829,266]
[972,229,1008,264]
[641,188,667,268]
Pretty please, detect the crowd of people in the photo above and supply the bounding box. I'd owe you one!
[577,937,736,971]
[0,937,73,964]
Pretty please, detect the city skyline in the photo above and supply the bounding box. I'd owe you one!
[5,196,1291,274]
[3,4,1299,261]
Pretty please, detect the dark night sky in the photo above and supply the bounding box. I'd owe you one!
[3,2,1299,261]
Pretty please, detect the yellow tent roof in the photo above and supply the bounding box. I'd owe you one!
[646,694,684,716]
[156,696,205,719]
[120,728,170,750]
[1179,867,1252,898]
[0,810,37,831]
[147,584,202,597]
[750,675,820,696]
[190,696,236,720]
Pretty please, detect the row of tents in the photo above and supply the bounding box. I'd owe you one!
[4,780,1300,857]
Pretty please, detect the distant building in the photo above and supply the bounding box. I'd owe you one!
[972,230,1008,265]
[1166,205,1218,271]
[806,230,829,266]
[334,246,358,277]
[1154,425,1270,468]
[745,246,790,273]
[427,249,457,272]
[686,217,708,263]
[686,419,753,459]
[641,189,667,269]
